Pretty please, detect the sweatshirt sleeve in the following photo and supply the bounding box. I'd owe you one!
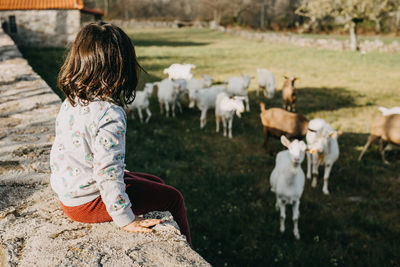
[93,105,135,227]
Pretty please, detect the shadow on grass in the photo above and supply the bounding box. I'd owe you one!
[297,87,360,113]
[133,39,210,47]
[254,87,361,114]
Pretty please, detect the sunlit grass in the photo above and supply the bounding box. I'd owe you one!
[21,28,400,267]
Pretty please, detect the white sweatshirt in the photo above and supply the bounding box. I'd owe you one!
[50,99,135,227]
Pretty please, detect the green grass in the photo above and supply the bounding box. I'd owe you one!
[292,32,400,45]
[20,28,400,267]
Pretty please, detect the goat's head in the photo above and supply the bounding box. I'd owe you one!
[283,76,299,87]
[202,75,213,87]
[242,74,253,88]
[144,83,154,96]
[281,135,306,167]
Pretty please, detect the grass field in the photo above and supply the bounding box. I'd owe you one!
[20,28,400,267]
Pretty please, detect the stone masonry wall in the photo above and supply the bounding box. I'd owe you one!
[0,27,209,266]
[0,10,80,46]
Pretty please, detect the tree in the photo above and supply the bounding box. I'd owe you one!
[296,0,398,51]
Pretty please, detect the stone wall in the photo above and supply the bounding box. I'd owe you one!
[0,10,80,46]
[218,27,400,53]
[111,19,400,53]
[0,27,209,266]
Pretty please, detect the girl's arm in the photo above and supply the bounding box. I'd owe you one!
[93,105,135,227]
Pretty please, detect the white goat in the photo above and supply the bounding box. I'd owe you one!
[187,75,213,108]
[163,63,195,80]
[306,119,339,195]
[226,75,252,112]
[256,68,275,99]
[156,79,180,118]
[191,85,226,128]
[215,92,245,139]
[378,106,400,116]
[127,83,154,123]
[270,135,307,240]
[172,78,188,113]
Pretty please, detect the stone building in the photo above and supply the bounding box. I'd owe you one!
[0,0,104,47]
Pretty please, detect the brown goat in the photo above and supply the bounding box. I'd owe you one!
[282,76,298,112]
[260,102,309,151]
[358,114,400,164]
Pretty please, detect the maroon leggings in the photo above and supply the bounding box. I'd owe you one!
[61,171,192,248]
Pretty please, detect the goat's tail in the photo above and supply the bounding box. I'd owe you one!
[260,102,266,112]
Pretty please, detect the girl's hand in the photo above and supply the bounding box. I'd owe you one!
[123,217,162,233]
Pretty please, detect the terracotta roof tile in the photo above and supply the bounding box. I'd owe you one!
[0,0,84,10]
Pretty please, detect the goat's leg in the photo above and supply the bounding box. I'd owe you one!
[130,110,135,120]
[311,154,319,188]
[176,100,182,113]
[137,108,144,123]
[358,135,379,161]
[306,151,312,180]
[380,139,390,165]
[222,117,227,137]
[171,103,176,117]
[245,95,250,112]
[200,109,207,129]
[159,101,164,115]
[228,117,233,139]
[164,103,170,118]
[292,102,296,112]
[278,198,286,233]
[322,162,334,195]
[216,115,220,133]
[292,200,300,240]
[263,127,272,155]
[145,108,152,123]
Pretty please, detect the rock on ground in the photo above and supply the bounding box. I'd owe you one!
[0,28,209,267]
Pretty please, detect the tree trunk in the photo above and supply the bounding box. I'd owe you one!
[260,0,265,29]
[104,0,108,16]
[349,20,358,51]
[213,10,221,25]
[375,19,381,33]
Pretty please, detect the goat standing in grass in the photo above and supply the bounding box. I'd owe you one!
[187,75,213,107]
[282,76,298,112]
[358,114,400,165]
[256,68,275,99]
[156,79,180,118]
[127,83,154,123]
[190,85,226,128]
[306,119,339,195]
[226,75,252,112]
[215,92,245,139]
[270,135,307,240]
[163,63,195,80]
[259,102,308,152]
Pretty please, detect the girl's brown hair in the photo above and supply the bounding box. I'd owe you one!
[58,21,140,106]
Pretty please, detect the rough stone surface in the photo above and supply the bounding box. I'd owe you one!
[0,10,80,46]
[0,28,209,266]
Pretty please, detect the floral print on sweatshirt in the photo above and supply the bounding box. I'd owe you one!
[50,99,135,227]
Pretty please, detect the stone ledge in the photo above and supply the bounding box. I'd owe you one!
[0,27,209,266]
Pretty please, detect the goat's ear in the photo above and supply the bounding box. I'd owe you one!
[329,131,342,138]
[280,135,291,148]
[283,75,288,79]
[294,77,300,83]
